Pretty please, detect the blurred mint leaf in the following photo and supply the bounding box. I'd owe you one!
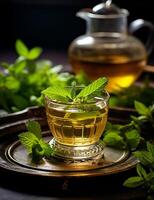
[134,151,154,167]
[123,176,144,188]
[0,92,10,112]
[135,101,150,116]
[0,73,4,87]
[0,39,91,113]
[125,129,141,150]
[50,65,63,73]
[11,94,29,110]
[109,96,120,107]
[13,60,26,74]
[5,76,20,90]
[1,62,10,69]
[26,121,42,139]
[75,70,91,86]
[136,163,147,179]
[147,142,154,157]
[124,141,154,198]
[36,60,52,69]
[28,47,42,60]
[15,39,29,57]
[104,122,113,131]
[103,131,126,149]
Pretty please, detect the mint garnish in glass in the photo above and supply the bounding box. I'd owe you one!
[42,77,109,160]
[42,77,108,103]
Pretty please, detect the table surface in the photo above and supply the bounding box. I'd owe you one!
[0,171,146,200]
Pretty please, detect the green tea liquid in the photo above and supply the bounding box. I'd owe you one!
[46,106,108,146]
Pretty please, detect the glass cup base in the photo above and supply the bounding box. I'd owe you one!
[49,138,104,161]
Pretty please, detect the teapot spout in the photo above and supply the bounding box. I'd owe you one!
[76,8,91,20]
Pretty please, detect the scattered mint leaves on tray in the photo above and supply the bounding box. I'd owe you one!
[19,121,54,162]
[102,121,141,151]
[123,142,154,200]
[102,101,154,151]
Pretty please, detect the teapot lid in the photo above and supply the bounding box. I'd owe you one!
[92,0,128,16]
[76,0,129,20]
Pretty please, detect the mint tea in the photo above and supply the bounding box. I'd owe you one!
[45,99,108,146]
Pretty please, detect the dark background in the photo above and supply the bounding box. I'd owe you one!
[0,0,154,51]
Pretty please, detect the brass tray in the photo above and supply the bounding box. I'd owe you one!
[0,106,138,178]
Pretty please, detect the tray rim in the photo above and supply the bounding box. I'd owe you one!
[0,125,138,179]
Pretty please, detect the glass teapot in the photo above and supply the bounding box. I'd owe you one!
[68,0,154,92]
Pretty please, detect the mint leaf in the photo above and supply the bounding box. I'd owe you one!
[50,65,63,73]
[70,81,77,99]
[26,121,42,139]
[136,163,147,179]
[103,131,126,149]
[18,121,55,162]
[39,139,54,157]
[135,101,150,116]
[11,94,29,110]
[124,141,154,196]
[147,142,154,157]
[75,77,108,100]
[104,122,113,131]
[19,132,39,153]
[1,62,10,69]
[75,70,91,86]
[31,143,44,162]
[123,176,144,188]
[36,60,52,69]
[125,129,140,150]
[134,151,154,166]
[15,39,29,57]
[28,47,42,60]
[5,76,20,91]
[13,59,26,74]
[41,86,71,102]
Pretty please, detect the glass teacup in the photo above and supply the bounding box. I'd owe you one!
[45,88,109,160]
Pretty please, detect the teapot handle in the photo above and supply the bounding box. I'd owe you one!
[129,19,154,55]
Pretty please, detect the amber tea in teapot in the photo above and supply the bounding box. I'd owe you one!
[69,47,146,92]
[69,0,154,92]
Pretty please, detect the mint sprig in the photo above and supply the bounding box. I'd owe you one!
[19,121,54,162]
[15,39,42,60]
[102,101,154,151]
[102,121,141,151]
[0,39,90,114]
[135,101,151,116]
[42,76,108,103]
